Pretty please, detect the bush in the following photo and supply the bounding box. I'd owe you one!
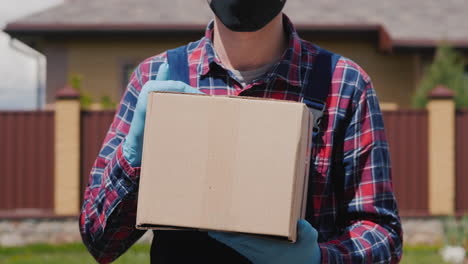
[463,215,468,251]
[100,95,117,110]
[412,44,468,108]
[69,73,93,109]
[442,216,464,246]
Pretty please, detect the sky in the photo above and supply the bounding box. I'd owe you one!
[0,0,63,110]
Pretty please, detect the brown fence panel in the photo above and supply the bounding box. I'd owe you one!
[456,110,468,215]
[79,110,430,216]
[0,111,54,216]
[80,111,115,200]
[0,108,431,217]
[383,110,429,216]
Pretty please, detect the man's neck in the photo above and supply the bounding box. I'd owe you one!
[213,14,287,72]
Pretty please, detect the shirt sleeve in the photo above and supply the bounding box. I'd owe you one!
[79,55,165,264]
[319,63,403,263]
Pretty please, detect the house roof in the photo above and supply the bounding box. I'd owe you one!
[4,0,468,50]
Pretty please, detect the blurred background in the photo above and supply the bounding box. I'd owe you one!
[0,0,62,110]
[0,0,467,263]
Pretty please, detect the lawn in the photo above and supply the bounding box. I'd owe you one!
[402,246,449,264]
[0,243,451,264]
[0,243,149,264]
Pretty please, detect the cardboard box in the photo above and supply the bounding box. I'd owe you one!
[136,92,314,242]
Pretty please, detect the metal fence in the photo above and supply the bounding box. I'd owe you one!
[78,110,432,217]
[0,109,434,217]
[80,110,115,200]
[0,111,55,217]
[456,110,468,215]
[383,110,429,216]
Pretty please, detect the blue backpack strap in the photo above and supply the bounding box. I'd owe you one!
[303,48,345,228]
[166,45,340,124]
[303,48,340,131]
[166,45,190,85]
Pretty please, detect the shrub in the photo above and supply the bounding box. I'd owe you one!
[69,73,93,109]
[412,44,468,108]
[100,95,117,110]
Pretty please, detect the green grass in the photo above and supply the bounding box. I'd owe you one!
[0,243,457,264]
[401,245,448,264]
[0,243,150,264]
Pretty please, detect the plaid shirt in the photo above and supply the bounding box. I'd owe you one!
[80,15,402,264]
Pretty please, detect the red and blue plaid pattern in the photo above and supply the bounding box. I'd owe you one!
[80,15,402,263]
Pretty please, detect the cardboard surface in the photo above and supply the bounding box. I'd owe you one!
[136,92,314,241]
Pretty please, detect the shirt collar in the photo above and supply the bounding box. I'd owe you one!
[195,14,309,88]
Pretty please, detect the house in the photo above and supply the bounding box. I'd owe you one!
[4,0,468,108]
[0,0,63,110]
[1,0,467,248]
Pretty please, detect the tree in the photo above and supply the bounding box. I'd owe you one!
[412,44,468,108]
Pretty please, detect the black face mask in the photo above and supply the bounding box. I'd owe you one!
[209,0,286,32]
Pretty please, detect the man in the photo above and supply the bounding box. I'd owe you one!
[79,0,403,263]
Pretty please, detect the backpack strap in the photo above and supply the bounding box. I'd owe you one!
[166,45,190,85]
[166,44,345,229]
[303,48,340,131]
[303,48,345,229]
[166,45,339,132]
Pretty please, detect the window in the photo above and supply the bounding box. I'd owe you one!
[465,65,468,88]
[121,62,138,93]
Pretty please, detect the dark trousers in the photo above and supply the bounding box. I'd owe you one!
[150,230,251,264]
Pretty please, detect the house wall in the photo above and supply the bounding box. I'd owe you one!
[44,36,418,108]
[44,36,198,105]
[311,39,417,108]
[44,43,69,104]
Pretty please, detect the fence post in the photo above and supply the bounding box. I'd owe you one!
[54,86,81,216]
[427,85,456,215]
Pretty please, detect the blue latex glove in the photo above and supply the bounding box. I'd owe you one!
[122,63,204,166]
[209,220,321,264]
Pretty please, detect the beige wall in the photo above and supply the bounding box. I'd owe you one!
[45,36,418,107]
[66,37,196,104]
[54,98,81,215]
[308,39,417,107]
[427,98,456,215]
